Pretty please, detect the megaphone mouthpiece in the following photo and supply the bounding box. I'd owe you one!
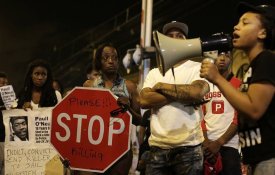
[201,33,232,53]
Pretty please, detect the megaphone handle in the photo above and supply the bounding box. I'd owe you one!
[203,57,215,64]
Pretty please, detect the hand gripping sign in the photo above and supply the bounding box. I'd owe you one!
[51,87,132,173]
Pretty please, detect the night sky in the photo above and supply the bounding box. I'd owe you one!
[0,0,134,92]
[1,0,275,93]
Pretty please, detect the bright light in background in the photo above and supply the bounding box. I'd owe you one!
[123,50,134,74]
[133,44,142,66]
[122,46,156,74]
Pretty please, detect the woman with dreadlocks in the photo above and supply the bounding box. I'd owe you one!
[17,59,62,110]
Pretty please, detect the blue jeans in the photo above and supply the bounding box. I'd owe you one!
[251,158,275,175]
[145,145,203,175]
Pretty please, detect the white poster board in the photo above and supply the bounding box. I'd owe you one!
[0,85,16,110]
[2,107,63,175]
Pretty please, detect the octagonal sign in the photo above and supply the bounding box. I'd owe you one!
[51,87,132,173]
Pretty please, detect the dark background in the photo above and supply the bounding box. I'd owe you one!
[0,0,274,94]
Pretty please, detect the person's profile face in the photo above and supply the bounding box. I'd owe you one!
[233,12,264,49]
[12,118,28,141]
[53,80,61,91]
[0,77,8,87]
[31,66,48,87]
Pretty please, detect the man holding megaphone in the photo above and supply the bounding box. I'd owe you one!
[139,21,210,175]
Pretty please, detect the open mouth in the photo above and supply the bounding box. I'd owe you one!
[233,33,240,40]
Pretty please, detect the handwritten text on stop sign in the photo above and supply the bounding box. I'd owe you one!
[72,147,103,161]
[68,97,112,108]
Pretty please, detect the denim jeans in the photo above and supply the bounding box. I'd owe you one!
[251,158,275,175]
[145,145,203,175]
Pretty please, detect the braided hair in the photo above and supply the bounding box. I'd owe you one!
[17,59,58,108]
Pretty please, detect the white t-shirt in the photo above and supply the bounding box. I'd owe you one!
[12,134,28,141]
[142,60,206,148]
[202,78,240,149]
[30,90,62,109]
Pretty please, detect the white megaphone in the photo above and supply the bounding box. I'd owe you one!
[153,31,232,75]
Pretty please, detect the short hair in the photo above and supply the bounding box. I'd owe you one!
[10,116,27,126]
[52,79,64,95]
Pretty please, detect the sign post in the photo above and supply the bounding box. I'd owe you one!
[51,87,132,173]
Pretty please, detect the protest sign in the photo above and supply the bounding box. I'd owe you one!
[0,85,16,109]
[2,108,63,175]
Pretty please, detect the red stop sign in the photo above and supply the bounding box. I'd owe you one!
[51,87,131,173]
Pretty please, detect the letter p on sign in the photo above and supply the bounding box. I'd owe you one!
[212,100,224,114]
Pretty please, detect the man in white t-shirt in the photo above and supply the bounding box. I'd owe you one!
[201,51,242,174]
[139,21,210,175]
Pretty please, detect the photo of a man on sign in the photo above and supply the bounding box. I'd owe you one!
[9,116,29,141]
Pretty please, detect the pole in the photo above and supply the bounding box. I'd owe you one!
[138,0,153,90]
[143,0,153,82]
